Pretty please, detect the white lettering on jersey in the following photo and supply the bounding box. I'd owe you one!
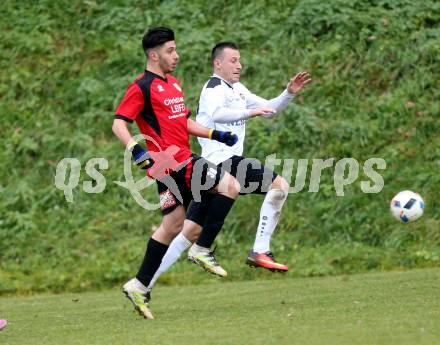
[168,113,186,120]
[170,103,186,113]
[164,97,184,105]
[164,97,186,118]
[226,119,246,126]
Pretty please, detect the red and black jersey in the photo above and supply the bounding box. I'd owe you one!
[115,70,192,164]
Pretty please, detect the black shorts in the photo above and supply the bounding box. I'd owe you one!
[221,155,277,195]
[186,155,278,225]
[156,155,224,215]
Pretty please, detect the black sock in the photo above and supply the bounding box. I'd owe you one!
[196,194,235,248]
[136,237,169,287]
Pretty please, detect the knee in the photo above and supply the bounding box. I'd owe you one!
[271,175,289,193]
[219,173,240,198]
[185,230,200,243]
[229,177,240,197]
[162,216,184,238]
[182,220,202,243]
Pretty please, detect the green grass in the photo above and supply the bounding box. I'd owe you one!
[1,0,439,292]
[1,268,439,345]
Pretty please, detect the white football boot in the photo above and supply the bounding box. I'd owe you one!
[188,245,227,277]
[122,278,154,319]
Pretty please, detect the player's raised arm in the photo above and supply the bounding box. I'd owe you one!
[211,106,277,122]
[244,71,311,118]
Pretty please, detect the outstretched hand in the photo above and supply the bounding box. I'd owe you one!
[249,107,277,118]
[287,71,311,94]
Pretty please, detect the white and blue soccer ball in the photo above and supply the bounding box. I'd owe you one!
[390,190,425,223]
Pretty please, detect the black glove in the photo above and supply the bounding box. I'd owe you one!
[130,143,154,169]
[210,130,238,147]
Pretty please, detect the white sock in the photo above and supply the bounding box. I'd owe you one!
[133,278,149,293]
[253,189,287,253]
[124,277,149,293]
[147,233,192,290]
[189,243,210,254]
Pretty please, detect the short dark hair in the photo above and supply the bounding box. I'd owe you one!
[211,42,239,65]
[142,27,175,56]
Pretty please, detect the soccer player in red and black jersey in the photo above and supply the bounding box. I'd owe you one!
[112,27,240,319]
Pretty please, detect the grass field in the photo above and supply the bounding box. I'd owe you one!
[1,268,439,345]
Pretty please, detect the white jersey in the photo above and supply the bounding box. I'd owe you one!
[196,74,294,164]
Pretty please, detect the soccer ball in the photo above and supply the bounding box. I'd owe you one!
[390,190,425,223]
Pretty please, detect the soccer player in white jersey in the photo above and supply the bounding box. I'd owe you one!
[147,42,310,290]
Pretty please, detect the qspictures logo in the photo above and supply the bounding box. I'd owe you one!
[54,134,386,210]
